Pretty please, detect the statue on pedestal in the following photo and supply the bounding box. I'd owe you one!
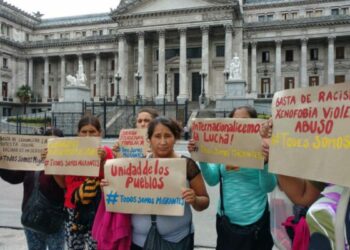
[229,53,241,80]
[66,61,87,87]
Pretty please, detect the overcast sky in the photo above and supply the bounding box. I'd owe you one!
[5,0,122,18]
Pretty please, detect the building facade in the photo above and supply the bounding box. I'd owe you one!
[0,0,349,115]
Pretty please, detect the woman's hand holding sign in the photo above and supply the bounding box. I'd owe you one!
[182,188,196,206]
[187,139,198,153]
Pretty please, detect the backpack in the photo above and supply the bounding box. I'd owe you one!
[307,185,350,250]
[269,186,293,250]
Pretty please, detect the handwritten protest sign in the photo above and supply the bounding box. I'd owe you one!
[104,158,186,216]
[269,83,350,187]
[117,128,149,158]
[190,118,265,169]
[45,137,101,176]
[0,134,47,170]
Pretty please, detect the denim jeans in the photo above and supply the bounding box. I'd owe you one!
[24,226,65,250]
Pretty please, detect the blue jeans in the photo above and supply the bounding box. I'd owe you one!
[24,226,65,250]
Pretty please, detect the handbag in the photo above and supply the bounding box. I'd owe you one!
[217,171,267,237]
[21,172,65,234]
[143,215,194,250]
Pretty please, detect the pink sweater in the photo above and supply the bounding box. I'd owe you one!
[92,196,131,250]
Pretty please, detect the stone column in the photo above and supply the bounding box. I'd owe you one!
[177,28,188,103]
[251,42,257,94]
[201,26,209,98]
[11,57,17,97]
[275,40,282,91]
[144,40,152,100]
[156,29,166,103]
[23,58,28,86]
[44,57,49,99]
[137,31,145,99]
[300,38,308,88]
[95,53,100,97]
[0,53,2,98]
[28,58,33,90]
[328,36,335,84]
[224,24,233,71]
[243,42,249,84]
[117,33,128,99]
[78,54,83,70]
[60,55,65,99]
[114,52,118,97]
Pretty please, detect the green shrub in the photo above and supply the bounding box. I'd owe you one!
[257,113,271,119]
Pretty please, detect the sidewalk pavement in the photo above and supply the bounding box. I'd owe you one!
[0,228,214,250]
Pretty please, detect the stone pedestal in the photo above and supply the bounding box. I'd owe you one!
[63,86,90,102]
[52,86,91,113]
[225,80,246,98]
[216,98,254,112]
[216,79,255,112]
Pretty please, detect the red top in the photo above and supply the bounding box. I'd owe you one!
[64,145,114,208]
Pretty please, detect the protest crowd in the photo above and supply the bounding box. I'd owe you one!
[1,83,350,250]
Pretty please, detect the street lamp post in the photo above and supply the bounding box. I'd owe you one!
[114,72,122,104]
[134,71,142,104]
[199,71,207,105]
[223,70,229,81]
[200,71,207,98]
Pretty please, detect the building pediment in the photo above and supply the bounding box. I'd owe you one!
[335,61,350,70]
[112,0,236,17]
[166,56,180,64]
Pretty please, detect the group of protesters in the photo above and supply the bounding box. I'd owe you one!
[0,104,346,250]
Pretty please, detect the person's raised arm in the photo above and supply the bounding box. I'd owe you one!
[187,139,220,186]
[278,176,323,207]
[258,138,277,192]
[184,173,209,211]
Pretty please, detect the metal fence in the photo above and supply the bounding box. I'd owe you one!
[1,100,189,137]
[84,100,189,138]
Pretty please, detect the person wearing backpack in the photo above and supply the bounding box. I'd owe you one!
[260,118,327,250]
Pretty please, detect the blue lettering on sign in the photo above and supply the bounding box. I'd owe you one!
[106,191,119,205]
[137,197,155,204]
[120,194,137,203]
[156,197,185,206]
[111,194,184,206]
[120,147,144,157]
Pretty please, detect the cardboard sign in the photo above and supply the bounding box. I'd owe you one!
[104,158,186,216]
[190,118,265,169]
[269,83,350,187]
[117,128,149,158]
[0,134,48,170]
[45,137,101,176]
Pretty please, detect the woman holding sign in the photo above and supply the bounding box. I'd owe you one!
[46,115,114,250]
[188,106,277,250]
[112,107,159,156]
[130,116,209,250]
[92,108,160,250]
[1,128,65,250]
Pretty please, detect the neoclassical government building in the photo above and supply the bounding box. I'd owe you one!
[0,0,349,115]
